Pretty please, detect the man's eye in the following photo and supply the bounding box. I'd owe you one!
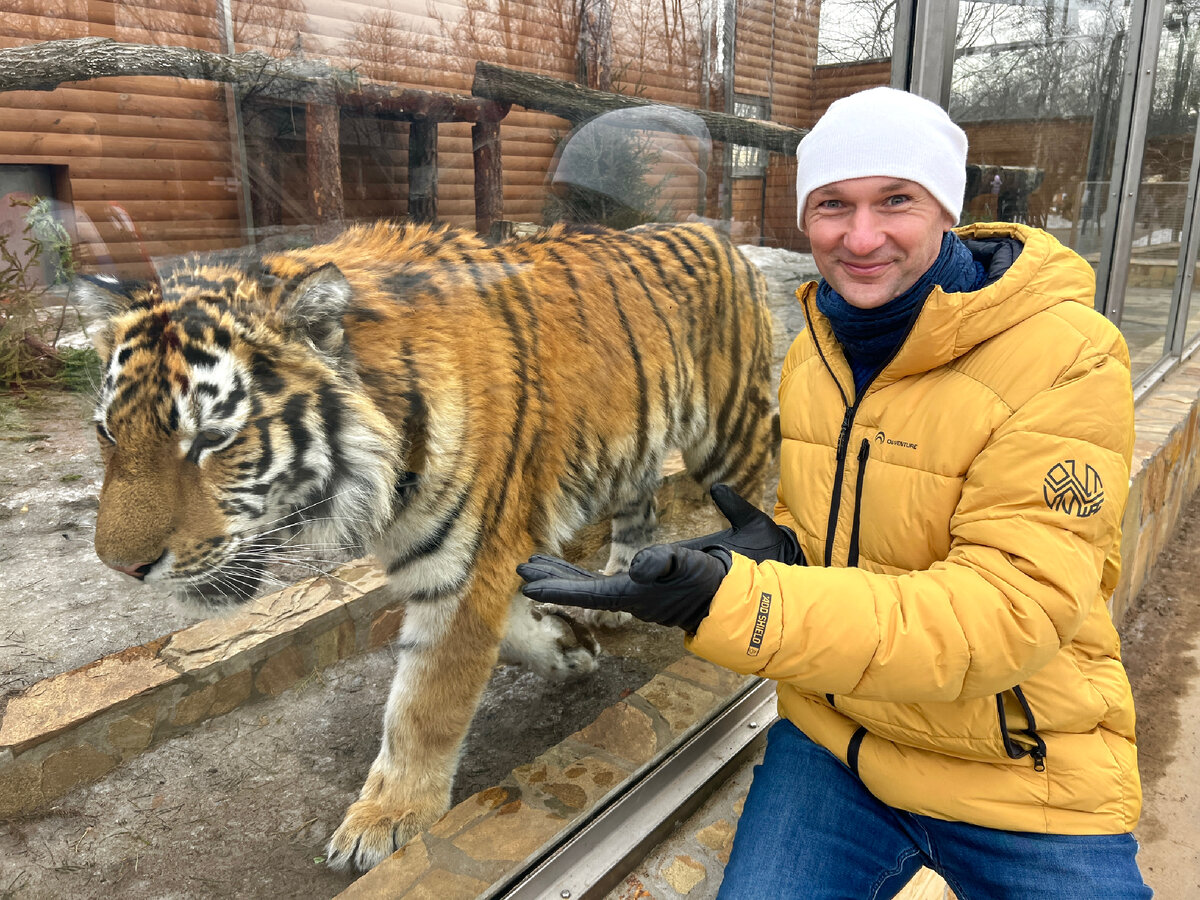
[885,195,912,206]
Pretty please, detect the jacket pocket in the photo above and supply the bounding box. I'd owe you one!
[833,694,1019,763]
[996,686,1047,772]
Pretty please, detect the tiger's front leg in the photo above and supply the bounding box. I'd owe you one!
[325,571,509,872]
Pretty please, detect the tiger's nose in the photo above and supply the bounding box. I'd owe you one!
[105,560,155,580]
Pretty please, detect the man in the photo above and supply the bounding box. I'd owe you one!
[519,87,1151,897]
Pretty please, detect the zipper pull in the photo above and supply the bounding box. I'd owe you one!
[858,438,870,463]
[1032,749,1046,773]
[836,408,853,460]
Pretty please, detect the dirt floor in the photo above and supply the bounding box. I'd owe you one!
[1120,491,1200,896]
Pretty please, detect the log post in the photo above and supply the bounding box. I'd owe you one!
[408,119,438,223]
[243,105,282,233]
[305,101,343,238]
[472,104,507,236]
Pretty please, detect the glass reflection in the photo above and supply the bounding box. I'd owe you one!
[1120,2,1200,377]
[950,0,1131,261]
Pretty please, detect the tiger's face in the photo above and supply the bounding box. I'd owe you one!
[79,260,398,609]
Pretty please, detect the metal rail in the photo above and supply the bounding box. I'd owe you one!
[489,677,779,900]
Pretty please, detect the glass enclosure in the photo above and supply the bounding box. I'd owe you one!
[4,0,1200,893]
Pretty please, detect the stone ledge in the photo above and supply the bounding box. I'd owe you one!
[0,560,392,818]
[1112,358,1200,624]
[334,656,754,900]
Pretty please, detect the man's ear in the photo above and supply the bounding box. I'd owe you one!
[280,263,353,359]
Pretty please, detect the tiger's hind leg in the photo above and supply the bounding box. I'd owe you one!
[683,402,777,512]
[567,490,658,629]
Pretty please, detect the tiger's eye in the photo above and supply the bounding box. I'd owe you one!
[195,429,228,449]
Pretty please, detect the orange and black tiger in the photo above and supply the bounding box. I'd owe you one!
[77,220,776,871]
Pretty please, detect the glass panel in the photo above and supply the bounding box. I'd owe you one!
[948,0,1131,266]
[0,0,892,896]
[1121,2,1200,376]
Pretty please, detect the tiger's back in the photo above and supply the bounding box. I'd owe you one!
[263,220,776,583]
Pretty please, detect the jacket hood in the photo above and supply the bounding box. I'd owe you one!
[799,222,1097,393]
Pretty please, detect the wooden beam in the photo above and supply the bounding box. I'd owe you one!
[0,38,508,126]
[471,61,806,156]
[0,37,350,104]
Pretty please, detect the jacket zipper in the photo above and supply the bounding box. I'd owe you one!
[823,406,859,566]
[801,292,925,570]
[995,686,1048,772]
[847,439,871,568]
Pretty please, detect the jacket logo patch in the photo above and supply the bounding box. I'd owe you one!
[1043,460,1104,518]
[874,430,917,450]
[747,591,771,657]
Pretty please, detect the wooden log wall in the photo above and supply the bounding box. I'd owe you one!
[0,0,878,277]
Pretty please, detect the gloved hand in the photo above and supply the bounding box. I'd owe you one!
[675,483,803,565]
[518,543,732,633]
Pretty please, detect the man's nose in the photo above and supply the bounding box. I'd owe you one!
[843,209,886,256]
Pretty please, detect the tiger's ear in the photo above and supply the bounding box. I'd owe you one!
[70,274,136,359]
[282,263,353,358]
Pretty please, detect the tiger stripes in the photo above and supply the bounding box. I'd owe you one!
[78,219,776,871]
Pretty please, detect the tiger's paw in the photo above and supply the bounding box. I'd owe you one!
[570,608,634,629]
[502,599,602,680]
[325,798,434,872]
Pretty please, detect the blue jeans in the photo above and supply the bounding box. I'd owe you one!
[718,719,1152,899]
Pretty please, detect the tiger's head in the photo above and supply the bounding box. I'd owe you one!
[74,256,399,610]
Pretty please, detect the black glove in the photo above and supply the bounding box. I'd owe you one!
[675,483,803,565]
[518,543,732,633]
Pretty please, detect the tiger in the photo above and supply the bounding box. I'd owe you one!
[75,219,776,872]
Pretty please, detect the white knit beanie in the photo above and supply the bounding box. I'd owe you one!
[795,87,968,231]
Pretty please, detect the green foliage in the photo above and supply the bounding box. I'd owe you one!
[0,196,86,392]
[58,346,102,394]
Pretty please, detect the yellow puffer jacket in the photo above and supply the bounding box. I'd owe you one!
[688,222,1140,835]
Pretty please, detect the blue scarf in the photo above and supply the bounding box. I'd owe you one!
[816,231,986,398]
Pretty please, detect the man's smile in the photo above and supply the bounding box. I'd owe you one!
[839,259,894,277]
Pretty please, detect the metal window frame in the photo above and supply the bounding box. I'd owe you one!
[893,0,959,104]
[1094,0,1167,327]
[898,0,1200,392]
[1162,106,1200,360]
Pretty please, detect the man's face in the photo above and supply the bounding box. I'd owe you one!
[803,177,955,310]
